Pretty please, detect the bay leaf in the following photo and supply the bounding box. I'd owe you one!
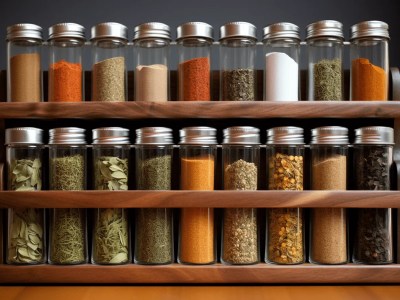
[29,223,43,237]
[109,157,119,165]
[109,252,127,264]
[111,171,127,179]
[109,165,123,172]
[29,234,40,245]
[27,241,39,251]
[32,159,41,168]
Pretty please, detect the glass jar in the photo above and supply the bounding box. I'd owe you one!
[306,20,344,101]
[178,127,217,264]
[5,127,45,264]
[133,22,171,102]
[48,127,87,264]
[219,22,257,101]
[91,22,128,102]
[92,127,130,265]
[177,22,213,101]
[309,126,348,265]
[262,22,300,101]
[353,126,393,264]
[48,23,85,102]
[221,126,260,265]
[135,127,174,265]
[6,23,43,102]
[350,21,389,101]
[266,127,305,264]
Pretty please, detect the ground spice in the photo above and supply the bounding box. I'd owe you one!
[135,64,168,102]
[312,155,346,190]
[137,155,171,190]
[178,57,210,101]
[221,69,255,101]
[49,60,82,102]
[313,58,342,100]
[93,57,125,102]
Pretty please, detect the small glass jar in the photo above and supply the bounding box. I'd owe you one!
[5,127,45,264]
[353,126,393,264]
[92,127,130,265]
[263,22,300,101]
[177,22,213,101]
[309,126,348,265]
[48,127,87,264]
[91,22,128,102]
[306,20,344,101]
[219,22,257,101]
[221,126,260,265]
[350,21,389,101]
[48,23,85,102]
[133,22,171,102]
[266,127,305,264]
[135,127,174,265]
[6,23,43,102]
[178,127,217,265]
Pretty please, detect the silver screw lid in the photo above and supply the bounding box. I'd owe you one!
[93,127,130,145]
[133,22,171,41]
[49,127,86,145]
[306,20,344,40]
[350,20,389,40]
[223,126,260,145]
[5,127,43,145]
[48,23,85,41]
[219,21,257,41]
[176,22,214,41]
[180,126,217,145]
[267,126,304,145]
[6,23,43,41]
[91,22,128,41]
[263,22,300,41]
[311,126,349,145]
[136,127,173,145]
[354,126,394,145]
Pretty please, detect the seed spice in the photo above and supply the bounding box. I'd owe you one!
[313,58,342,100]
[221,69,255,101]
[93,56,125,102]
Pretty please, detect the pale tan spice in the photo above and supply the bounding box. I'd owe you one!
[93,57,125,102]
[312,155,346,190]
[269,153,303,190]
[135,64,168,102]
[224,159,257,190]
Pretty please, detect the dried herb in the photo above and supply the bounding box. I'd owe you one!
[313,58,342,100]
[95,156,128,191]
[221,69,255,101]
[50,155,84,190]
[137,155,171,190]
[269,153,303,190]
[224,159,257,190]
[10,158,41,191]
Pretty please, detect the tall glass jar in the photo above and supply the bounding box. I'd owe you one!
[178,127,217,264]
[133,22,171,102]
[219,22,257,101]
[48,127,87,264]
[353,126,393,264]
[92,127,130,265]
[6,24,43,102]
[263,22,300,101]
[310,126,348,265]
[135,127,174,264]
[306,20,344,101]
[221,126,260,265]
[5,127,45,264]
[91,22,128,102]
[177,22,213,101]
[350,21,389,101]
[48,23,85,102]
[266,127,305,264]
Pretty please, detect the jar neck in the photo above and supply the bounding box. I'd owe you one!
[221,38,257,47]
[134,38,170,48]
[92,38,127,48]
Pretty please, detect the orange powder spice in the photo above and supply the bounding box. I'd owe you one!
[49,60,82,102]
[178,57,210,101]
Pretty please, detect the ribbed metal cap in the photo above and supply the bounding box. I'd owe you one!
[49,127,86,145]
[263,22,300,41]
[133,22,171,40]
[354,126,394,145]
[350,20,389,40]
[311,126,349,145]
[306,20,344,40]
[136,127,173,145]
[5,127,43,145]
[176,22,214,41]
[267,126,304,145]
[92,127,129,145]
[91,22,128,41]
[48,23,85,40]
[219,22,257,40]
[223,126,260,145]
[180,126,217,145]
[6,23,43,41]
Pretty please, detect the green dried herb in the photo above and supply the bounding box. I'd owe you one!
[222,69,255,101]
[50,155,84,190]
[95,156,128,190]
[10,158,41,191]
[224,159,257,190]
[137,155,171,190]
[313,58,342,101]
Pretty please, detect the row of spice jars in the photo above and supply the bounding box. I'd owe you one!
[6,20,390,103]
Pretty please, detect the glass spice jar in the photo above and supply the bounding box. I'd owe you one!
[91,22,128,102]
[5,127,45,264]
[178,127,217,265]
[266,126,305,264]
[92,127,130,265]
[177,22,214,101]
[48,127,87,265]
[221,126,260,265]
[219,22,257,101]
[350,21,389,101]
[6,23,43,102]
[353,126,394,264]
[135,127,174,265]
[309,126,348,265]
[306,20,344,101]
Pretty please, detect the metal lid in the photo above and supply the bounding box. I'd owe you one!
[179,126,217,145]
[91,22,128,41]
[350,20,389,40]
[223,126,260,145]
[306,20,344,40]
[48,23,85,40]
[219,21,257,41]
[267,126,304,145]
[6,23,43,41]
[5,127,43,145]
[49,127,86,145]
[136,127,173,145]
[354,126,394,145]
[93,127,130,145]
[176,22,214,41]
[311,126,349,145]
[263,22,300,41]
[133,22,171,41]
